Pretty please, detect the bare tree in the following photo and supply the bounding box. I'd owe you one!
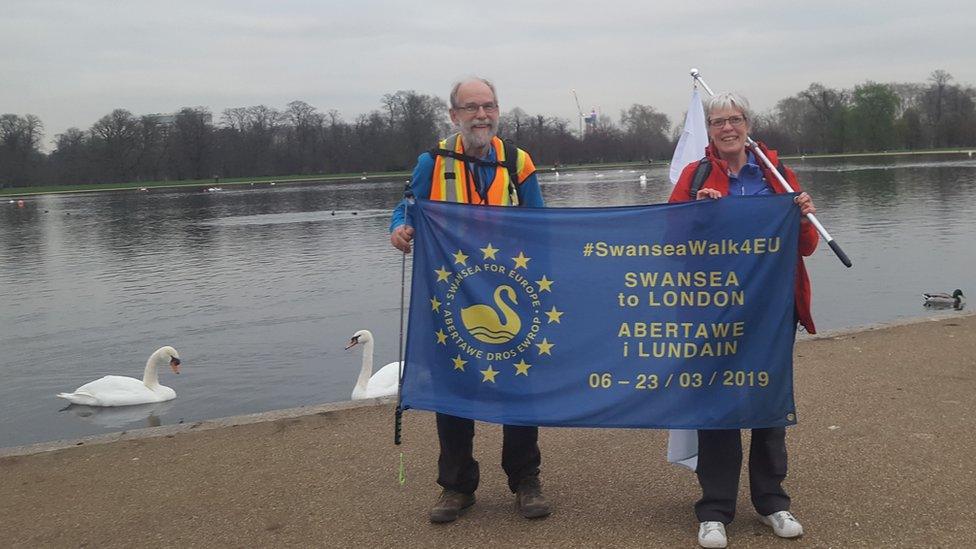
[90,109,140,182]
[619,104,672,161]
[0,113,45,187]
[169,107,214,180]
[284,100,324,174]
[50,127,91,184]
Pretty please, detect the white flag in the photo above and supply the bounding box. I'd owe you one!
[669,87,709,185]
[665,86,709,471]
[667,429,698,471]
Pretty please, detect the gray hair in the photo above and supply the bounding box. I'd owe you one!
[449,76,498,108]
[704,91,752,122]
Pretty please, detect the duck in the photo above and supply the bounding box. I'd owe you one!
[57,346,182,406]
[922,289,965,309]
[345,330,400,400]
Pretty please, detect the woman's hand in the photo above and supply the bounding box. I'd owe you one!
[695,188,723,200]
[794,192,816,217]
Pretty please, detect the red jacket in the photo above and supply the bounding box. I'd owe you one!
[669,142,818,333]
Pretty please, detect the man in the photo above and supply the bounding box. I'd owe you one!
[390,77,549,523]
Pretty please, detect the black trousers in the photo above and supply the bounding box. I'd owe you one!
[436,412,541,494]
[695,427,790,523]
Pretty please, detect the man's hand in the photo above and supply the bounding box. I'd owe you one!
[391,225,415,253]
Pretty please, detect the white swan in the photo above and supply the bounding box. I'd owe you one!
[56,346,182,407]
[345,330,400,400]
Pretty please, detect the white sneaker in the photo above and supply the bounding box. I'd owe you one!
[698,521,728,548]
[760,510,804,538]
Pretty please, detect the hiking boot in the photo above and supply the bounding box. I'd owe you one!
[698,521,728,548]
[429,489,475,523]
[759,510,803,538]
[515,476,552,519]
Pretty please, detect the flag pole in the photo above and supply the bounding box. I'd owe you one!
[690,68,853,268]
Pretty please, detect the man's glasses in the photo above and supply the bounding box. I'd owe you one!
[455,102,498,114]
[708,115,747,128]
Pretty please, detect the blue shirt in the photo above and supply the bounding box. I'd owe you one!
[728,151,772,196]
[389,146,544,231]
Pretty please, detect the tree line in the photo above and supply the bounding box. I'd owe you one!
[1,70,973,188]
[754,71,976,154]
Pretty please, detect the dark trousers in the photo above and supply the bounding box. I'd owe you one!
[436,412,541,494]
[695,427,790,523]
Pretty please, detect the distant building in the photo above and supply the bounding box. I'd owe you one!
[585,109,598,128]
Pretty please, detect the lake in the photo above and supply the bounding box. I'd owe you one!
[2,154,973,448]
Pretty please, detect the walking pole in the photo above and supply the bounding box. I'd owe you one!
[690,68,853,268]
[394,189,414,447]
[393,189,414,486]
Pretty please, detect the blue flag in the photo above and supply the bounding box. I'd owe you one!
[401,195,800,429]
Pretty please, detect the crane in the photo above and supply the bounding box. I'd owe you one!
[571,89,585,138]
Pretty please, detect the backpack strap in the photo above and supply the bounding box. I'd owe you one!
[428,134,507,167]
[502,139,522,206]
[775,161,789,183]
[502,140,520,184]
[688,158,712,200]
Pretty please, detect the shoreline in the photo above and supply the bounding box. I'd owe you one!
[0,397,395,459]
[3,310,969,459]
[3,148,973,198]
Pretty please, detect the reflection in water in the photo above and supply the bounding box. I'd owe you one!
[59,401,172,429]
[2,155,975,448]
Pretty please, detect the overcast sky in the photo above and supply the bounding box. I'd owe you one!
[4,0,975,148]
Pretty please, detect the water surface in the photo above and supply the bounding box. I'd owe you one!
[2,155,973,448]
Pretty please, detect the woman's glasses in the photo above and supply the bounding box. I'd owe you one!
[708,115,747,128]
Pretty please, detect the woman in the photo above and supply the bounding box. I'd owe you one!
[669,92,818,549]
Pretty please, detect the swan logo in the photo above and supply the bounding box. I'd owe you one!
[461,285,521,344]
[430,243,562,382]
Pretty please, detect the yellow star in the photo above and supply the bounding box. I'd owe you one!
[480,365,499,383]
[430,296,442,312]
[452,249,469,266]
[535,338,554,356]
[435,329,448,345]
[452,354,467,371]
[512,251,531,270]
[434,266,451,282]
[513,359,531,376]
[480,243,499,260]
[545,306,564,324]
[535,275,554,292]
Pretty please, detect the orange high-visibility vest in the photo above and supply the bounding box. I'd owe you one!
[429,134,535,205]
